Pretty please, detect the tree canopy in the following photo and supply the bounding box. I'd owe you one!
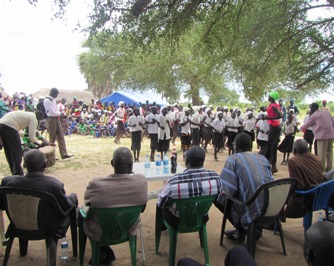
[32,0,334,105]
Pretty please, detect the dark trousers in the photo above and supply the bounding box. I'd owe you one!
[265,125,281,165]
[0,124,23,175]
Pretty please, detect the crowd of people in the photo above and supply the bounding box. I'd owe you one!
[0,88,334,265]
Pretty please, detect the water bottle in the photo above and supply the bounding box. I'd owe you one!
[317,212,323,222]
[155,154,162,175]
[171,150,177,174]
[144,154,150,176]
[163,152,169,174]
[61,237,68,260]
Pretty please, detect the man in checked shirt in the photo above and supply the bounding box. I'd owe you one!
[157,146,223,228]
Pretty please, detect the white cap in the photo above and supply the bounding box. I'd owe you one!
[118,101,124,106]
[183,107,190,112]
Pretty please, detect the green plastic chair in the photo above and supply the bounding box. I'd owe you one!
[155,195,217,266]
[79,205,145,266]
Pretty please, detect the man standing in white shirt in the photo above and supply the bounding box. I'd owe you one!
[180,107,192,154]
[44,88,73,159]
[190,106,201,146]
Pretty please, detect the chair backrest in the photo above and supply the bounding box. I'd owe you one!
[86,205,145,245]
[169,195,217,233]
[250,179,297,218]
[0,187,66,237]
[309,180,334,211]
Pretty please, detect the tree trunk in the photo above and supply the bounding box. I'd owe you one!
[190,85,201,106]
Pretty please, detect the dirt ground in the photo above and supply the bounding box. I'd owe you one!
[0,134,309,266]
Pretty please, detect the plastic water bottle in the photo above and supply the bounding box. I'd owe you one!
[163,152,169,174]
[171,150,177,173]
[61,237,68,260]
[156,154,162,175]
[317,212,323,222]
[144,154,150,176]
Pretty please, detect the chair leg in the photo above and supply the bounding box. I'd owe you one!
[246,222,257,259]
[129,235,138,266]
[78,214,87,266]
[90,241,101,266]
[45,237,57,266]
[155,206,163,254]
[202,225,210,266]
[18,238,28,256]
[70,208,78,257]
[303,213,313,234]
[277,220,287,255]
[199,229,203,248]
[220,214,228,246]
[138,216,146,265]
[2,237,14,266]
[169,229,178,266]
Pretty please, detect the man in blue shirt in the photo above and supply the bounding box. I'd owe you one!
[216,132,274,242]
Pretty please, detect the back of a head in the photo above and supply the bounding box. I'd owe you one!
[304,221,334,266]
[293,139,309,155]
[50,88,59,98]
[185,146,205,168]
[112,147,133,174]
[24,149,47,172]
[235,133,252,152]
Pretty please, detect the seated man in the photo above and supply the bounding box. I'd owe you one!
[216,132,274,242]
[83,147,148,264]
[285,139,324,218]
[304,221,334,266]
[0,149,77,264]
[157,146,223,228]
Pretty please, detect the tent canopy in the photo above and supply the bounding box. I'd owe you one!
[100,91,169,107]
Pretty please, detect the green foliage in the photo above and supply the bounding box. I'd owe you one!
[34,0,334,104]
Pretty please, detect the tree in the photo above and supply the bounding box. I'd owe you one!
[31,0,334,101]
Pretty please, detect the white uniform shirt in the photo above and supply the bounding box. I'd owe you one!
[145,113,159,134]
[256,119,269,141]
[128,115,144,132]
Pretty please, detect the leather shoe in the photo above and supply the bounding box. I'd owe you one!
[224,229,246,243]
[62,154,74,159]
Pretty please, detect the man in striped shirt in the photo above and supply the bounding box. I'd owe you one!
[157,146,223,228]
[216,132,274,242]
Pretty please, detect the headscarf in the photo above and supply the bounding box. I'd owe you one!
[269,92,280,101]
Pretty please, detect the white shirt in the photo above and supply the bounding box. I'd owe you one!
[44,96,60,117]
[180,114,191,134]
[190,112,201,129]
[226,118,239,133]
[128,115,144,132]
[145,113,159,134]
[115,108,125,122]
[256,119,269,141]
[243,118,256,132]
[210,118,225,133]
[158,114,171,140]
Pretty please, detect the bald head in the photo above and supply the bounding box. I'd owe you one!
[24,149,47,172]
[304,221,334,266]
[293,139,309,155]
[185,146,205,168]
[111,147,133,174]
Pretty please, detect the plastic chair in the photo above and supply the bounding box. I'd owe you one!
[0,187,77,266]
[220,178,297,258]
[295,179,334,233]
[79,205,145,266]
[155,195,217,266]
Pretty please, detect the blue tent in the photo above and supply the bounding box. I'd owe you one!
[100,91,169,107]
